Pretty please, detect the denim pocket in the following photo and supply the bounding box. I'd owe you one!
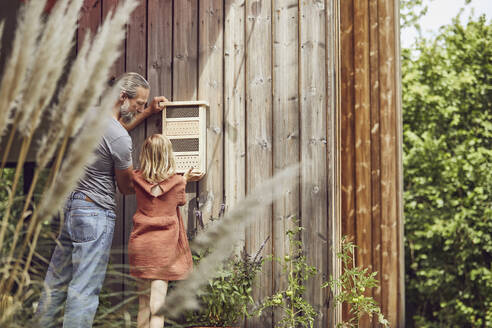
[69,209,100,243]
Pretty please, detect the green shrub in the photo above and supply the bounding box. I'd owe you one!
[403,15,492,327]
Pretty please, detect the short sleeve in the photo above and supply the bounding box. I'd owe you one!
[110,136,133,170]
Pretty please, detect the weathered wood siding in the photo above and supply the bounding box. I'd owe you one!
[74,0,402,326]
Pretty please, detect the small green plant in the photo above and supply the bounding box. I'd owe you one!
[185,240,265,327]
[255,220,318,328]
[323,236,389,328]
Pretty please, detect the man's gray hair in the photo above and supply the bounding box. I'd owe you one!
[117,72,150,98]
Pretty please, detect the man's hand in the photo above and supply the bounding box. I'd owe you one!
[183,167,204,182]
[149,96,168,114]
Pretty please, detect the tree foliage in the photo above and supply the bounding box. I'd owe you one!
[403,15,492,327]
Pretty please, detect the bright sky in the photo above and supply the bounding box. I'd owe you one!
[401,0,492,48]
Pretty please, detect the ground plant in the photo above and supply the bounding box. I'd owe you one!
[323,236,389,328]
[185,244,264,327]
[255,220,318,328]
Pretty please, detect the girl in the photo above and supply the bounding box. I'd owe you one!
[129,134,202,328]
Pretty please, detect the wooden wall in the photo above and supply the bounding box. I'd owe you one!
[75,0,402,327]
[340,0,404,326]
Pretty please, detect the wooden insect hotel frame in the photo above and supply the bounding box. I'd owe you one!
[161,101,209,174]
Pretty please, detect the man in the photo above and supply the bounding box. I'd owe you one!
[36,72,167,327]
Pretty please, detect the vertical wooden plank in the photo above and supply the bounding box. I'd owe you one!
[147,0,172,136]
[245,0,273,326]
[78,0,102,45]
[299,1,327,327]
[123,0,147,297]
[198,0,224,224]
[103,0,126,80]
[369,0,383,324]
[174,0,199,230]
[340,0,355,321]
[394,0,405,325]
[353,0,373,325]
[224,0,246,246]
[378,0,398,325]
[272,0,299,325]
[325,0,342,325]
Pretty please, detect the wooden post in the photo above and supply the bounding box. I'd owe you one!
[353,0,373,325]
[368,0,383,324]
[325,0,342,325]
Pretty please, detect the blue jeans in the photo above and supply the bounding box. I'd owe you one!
[35,192,116,328]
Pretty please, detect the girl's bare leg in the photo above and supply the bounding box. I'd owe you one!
[149,280,168,328]
[137,279,151,328]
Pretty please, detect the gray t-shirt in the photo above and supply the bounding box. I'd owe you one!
[74,117,133,210]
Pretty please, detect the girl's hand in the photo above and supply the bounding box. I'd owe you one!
[184,167,204,182]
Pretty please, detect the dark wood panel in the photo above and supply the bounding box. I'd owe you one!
[353,0,373,325]
[173,0,199,231]
[340,0,356,320]
[147,0,173,136]
[123,0,147,299]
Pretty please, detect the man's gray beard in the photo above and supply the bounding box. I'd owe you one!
[120,101,136,124]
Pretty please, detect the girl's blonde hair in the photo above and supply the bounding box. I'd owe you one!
[139,134,176,184]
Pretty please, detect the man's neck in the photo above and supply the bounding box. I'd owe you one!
[112,104,121,121]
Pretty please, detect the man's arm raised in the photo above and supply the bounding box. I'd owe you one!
[120,96,168,131]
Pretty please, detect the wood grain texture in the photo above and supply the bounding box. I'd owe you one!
[101,0,125,306]
[245,0,273,326]
[325,0,342,325]
[174,0,199,231]
[78,0,101,48]
[299,1,328,327]
[224,0,246,251]
[378,0,398,324]
[340,0,356,320]
[147,0,172,136]
[102,0,125,80]
[272,0,299,325]
[353,0,373,325]
[394,0,406,325]
[368,0,383,324]
[198,0,224,224]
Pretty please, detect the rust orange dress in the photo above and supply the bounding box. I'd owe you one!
[128,171,193,281]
